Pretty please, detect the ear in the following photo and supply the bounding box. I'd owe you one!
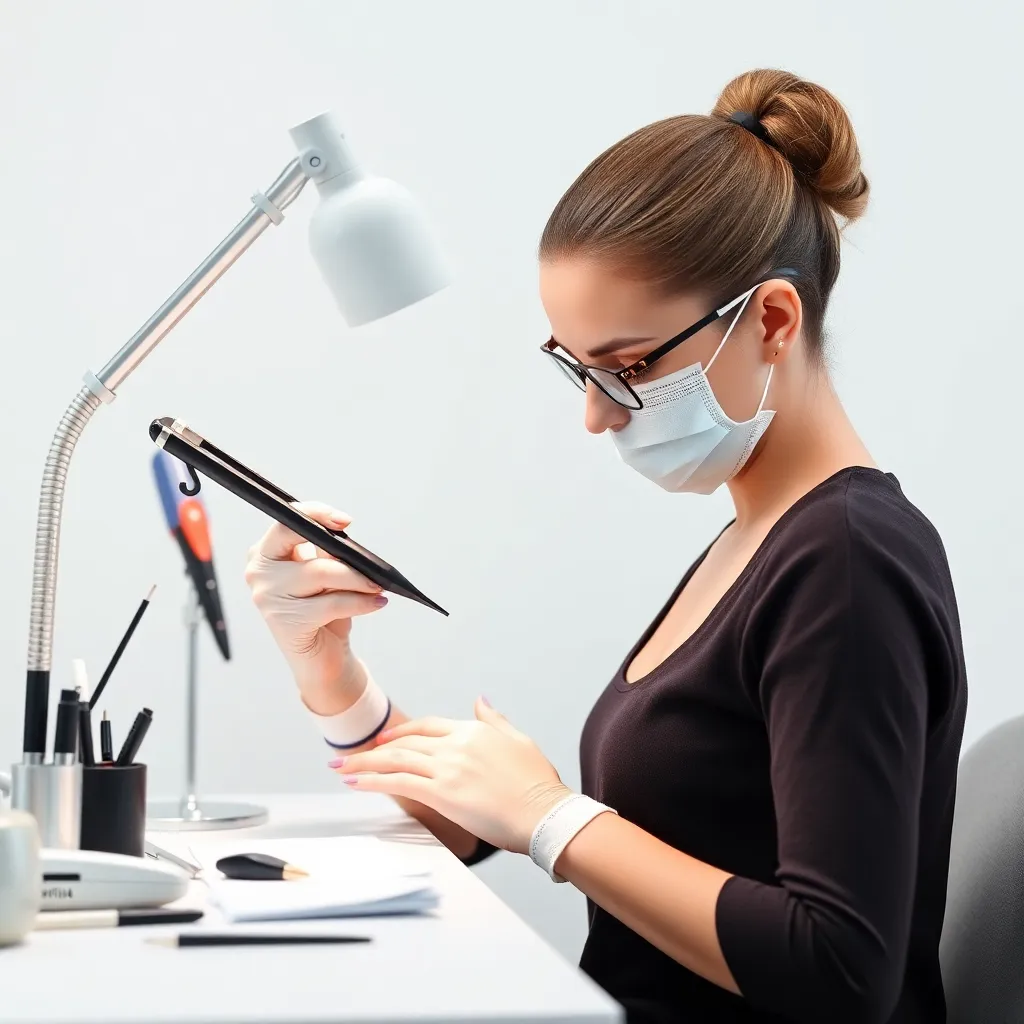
[756,280,802,365]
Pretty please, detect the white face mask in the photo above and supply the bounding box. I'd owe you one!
[611,286,775,495]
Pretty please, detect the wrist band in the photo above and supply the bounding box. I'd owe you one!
[529,794,616,882]
[307,664,392,750]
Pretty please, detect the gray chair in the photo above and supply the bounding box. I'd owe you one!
[941,714,1024,1022]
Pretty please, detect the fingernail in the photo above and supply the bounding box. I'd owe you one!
[481,695,492,708]
[340,775,359,785]
[328,757,346,769]
[330,511,350,525]
[377,729,392,743]
[372,595,389,607]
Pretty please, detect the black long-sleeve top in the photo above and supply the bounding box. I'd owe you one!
[576,468,967,1023]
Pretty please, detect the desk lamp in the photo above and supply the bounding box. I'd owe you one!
[8,112,451,845]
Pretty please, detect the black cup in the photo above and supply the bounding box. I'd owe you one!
[80,763,147,858]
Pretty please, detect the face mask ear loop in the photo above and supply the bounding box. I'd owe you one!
[755,363,774,415]
[705,286,758,374]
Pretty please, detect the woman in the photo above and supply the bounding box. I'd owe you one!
[245,69,967,1024]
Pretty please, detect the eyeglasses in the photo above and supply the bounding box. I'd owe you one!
[540,271,797,411]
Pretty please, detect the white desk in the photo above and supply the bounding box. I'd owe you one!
[0,793,621,1024]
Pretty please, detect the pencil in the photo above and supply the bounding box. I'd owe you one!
[147,934,371,948]
[89,585,156,710]
[35,909,203,931]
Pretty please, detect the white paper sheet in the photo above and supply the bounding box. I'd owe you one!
[165,836,439,922]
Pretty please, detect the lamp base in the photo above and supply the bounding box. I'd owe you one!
[146,798,268,832]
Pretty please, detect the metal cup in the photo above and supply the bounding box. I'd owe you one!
[11,762,82,849]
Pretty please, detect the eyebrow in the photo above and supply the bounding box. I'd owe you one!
[555,335,658,360]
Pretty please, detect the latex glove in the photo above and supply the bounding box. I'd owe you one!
[244,502,389,710]
[330,698,572,854]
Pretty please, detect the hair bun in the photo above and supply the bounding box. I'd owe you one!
[713,69,869,222]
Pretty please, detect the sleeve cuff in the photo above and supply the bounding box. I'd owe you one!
[715,874,795,1009]
[461,838,499,867]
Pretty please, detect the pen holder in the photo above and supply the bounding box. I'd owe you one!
[10,762,82,849]
[80,764,147,858]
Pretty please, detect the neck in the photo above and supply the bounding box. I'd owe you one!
[726,371,875,530]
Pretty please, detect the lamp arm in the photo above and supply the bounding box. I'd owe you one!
[95,157,309,394]
[20,157,310,762]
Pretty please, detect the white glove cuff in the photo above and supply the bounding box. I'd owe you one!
[529,794,617,882]
[308,663,391,749]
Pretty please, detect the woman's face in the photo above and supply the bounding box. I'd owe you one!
[539,259,792,435]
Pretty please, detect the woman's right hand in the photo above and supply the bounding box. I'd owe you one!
[244,503,389,714]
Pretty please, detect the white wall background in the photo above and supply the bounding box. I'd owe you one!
[1,0,1021,963]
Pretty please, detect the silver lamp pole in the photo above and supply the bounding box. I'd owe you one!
[9,112,451,841]
[146,579,267,830]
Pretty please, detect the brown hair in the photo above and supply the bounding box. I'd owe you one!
[539,69,868,352]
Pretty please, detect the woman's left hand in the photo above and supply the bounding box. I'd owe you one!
[331,698,571,854]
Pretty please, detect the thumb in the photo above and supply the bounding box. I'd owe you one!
[474,696,519,736]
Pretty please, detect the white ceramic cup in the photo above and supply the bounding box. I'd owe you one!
[0,809,41,946]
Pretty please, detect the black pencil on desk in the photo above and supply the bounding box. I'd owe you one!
[147,934,371,948]
[36,908,204,931]
[89,585,156,710]
[100,711,113,763]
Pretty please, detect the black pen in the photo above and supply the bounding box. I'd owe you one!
[115,707,153,766]
[53,689,80,766]
[147,933,371,948]
[100,711,114,763]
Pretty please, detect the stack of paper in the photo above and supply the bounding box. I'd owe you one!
[187,836,439,923]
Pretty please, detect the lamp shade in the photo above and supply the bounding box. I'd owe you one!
[290,113,452,327]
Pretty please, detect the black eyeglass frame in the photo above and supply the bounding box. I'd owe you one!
[540,268,799,411]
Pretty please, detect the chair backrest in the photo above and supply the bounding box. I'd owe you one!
[940,714,1024,1023]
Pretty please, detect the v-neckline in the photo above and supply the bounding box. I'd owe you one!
[617,466,890,690]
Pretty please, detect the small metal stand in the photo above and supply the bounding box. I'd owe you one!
[146,582,267,831]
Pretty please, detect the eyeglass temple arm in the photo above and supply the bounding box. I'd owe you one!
[619,271,798,379]
[620,308,723,378]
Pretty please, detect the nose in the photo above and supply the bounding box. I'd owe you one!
[584,382,631,435]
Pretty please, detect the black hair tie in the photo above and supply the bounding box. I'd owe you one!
[729,111,778,150]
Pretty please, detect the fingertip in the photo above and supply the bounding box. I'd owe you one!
[342,593,389,619]
[292,501,352,528]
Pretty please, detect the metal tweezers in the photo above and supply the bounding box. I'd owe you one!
[145,840,202,879]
